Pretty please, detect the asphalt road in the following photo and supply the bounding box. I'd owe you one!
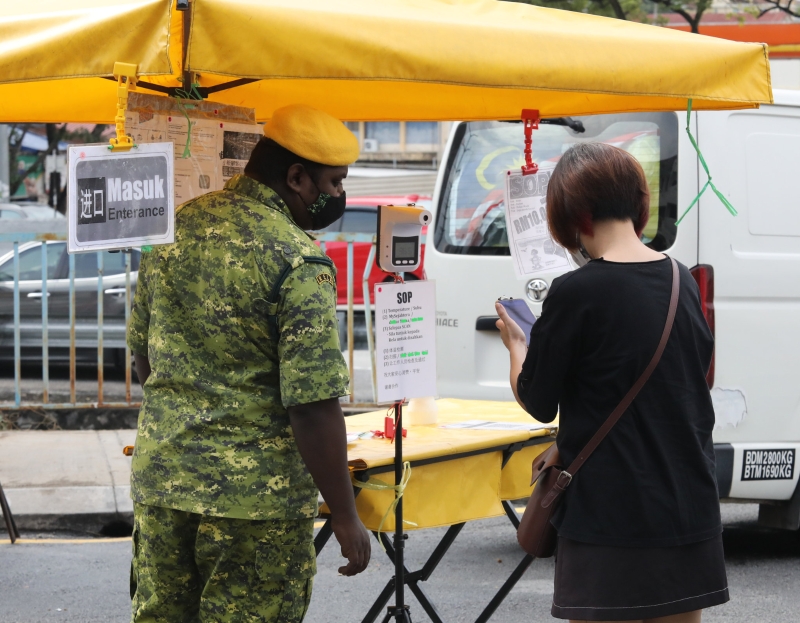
[1,505,798,623]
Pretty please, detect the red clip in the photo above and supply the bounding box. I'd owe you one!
[383,416,407,441]
[521,109,540,176]
[385,416,395,439]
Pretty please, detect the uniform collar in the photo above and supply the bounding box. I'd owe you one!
[225,174,295,223]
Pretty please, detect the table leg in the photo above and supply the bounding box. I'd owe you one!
[374,527,458,623]
[314,518,333,555]
[502,500,521,530]
[363,578,397,623]
[473,553,534,623]
[0,481,20,544]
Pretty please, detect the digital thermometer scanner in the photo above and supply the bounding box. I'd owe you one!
[376,205,432,273]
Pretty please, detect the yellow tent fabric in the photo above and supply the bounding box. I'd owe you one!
[0,0,771,124]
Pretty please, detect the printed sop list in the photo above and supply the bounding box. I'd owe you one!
[374,281,437,403]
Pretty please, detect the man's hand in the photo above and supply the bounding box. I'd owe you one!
[331,513,371,576]
[133,353,151,388]
[289,398,371,576]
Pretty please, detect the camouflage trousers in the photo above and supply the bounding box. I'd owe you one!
[131,503,316,623]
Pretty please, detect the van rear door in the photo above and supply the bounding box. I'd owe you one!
[697,92,800,503]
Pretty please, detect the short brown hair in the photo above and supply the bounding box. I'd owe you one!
[546,143,650,251]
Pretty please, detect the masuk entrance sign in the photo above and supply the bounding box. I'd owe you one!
[67,143,174,253]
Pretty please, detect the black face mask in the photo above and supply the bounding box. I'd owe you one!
[305,181,347,230]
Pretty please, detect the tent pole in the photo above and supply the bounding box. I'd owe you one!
[181,1,192,91]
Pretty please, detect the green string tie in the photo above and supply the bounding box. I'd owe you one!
[676,99,738,225]
[173,84,202,159]
[351,461,417,549]
[173,96,195,159]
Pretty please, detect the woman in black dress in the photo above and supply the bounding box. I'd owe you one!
[496,143,728,623]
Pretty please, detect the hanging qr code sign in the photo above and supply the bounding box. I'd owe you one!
[67,142,174,253]
[375,280,438,403]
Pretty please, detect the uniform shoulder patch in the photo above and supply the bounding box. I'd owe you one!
[316,272,335,287]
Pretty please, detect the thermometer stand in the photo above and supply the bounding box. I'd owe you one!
[382,400,412,623]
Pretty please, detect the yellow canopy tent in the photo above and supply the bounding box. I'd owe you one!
[0,0,772,124]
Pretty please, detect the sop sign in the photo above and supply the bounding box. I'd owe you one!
[68,143,174,253]
[375,280,437,403]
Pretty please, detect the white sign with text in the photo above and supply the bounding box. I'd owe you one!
[503,166,570,279]
[375,280,437,403]
[67,143,174,253]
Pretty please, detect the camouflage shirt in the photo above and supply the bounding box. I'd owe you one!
[127,175,349,520]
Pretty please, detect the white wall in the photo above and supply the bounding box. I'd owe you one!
[770,58,800,90]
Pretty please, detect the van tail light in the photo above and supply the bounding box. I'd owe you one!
[690,264,715,388]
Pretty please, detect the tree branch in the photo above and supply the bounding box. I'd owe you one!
[605,0,628,20]
[757,0,799,17]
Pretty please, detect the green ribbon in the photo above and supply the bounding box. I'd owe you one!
[351,461,417,549]
[676,99,738,225]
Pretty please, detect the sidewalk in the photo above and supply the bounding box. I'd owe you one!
[0,430,136,532]
[0,351,376,534]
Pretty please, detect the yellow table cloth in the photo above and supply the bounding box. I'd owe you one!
[332,399,556,532]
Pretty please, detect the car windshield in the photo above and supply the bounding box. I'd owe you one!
[434,113,679,255]
[17,205,63,219]
[0,243,65,281]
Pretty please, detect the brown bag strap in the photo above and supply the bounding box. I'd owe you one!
[562,257,680,481]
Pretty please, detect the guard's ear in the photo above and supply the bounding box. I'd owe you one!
[285,163,309,195]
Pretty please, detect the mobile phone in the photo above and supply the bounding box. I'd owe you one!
[497,297,537,345]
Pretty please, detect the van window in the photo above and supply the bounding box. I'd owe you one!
[341,209,378,234]
[434,113,679,255]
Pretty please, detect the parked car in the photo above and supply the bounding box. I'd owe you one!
[320,194,431,309]
[0,241,140,367]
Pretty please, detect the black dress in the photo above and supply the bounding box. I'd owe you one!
[517,257,728,621]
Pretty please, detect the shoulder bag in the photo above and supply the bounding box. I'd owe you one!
[517,257,680,558]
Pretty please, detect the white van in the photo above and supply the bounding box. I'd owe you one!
[426,89,800,530]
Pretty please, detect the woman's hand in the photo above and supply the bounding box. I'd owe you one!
[495,302,528,352]
[495,302,529,411]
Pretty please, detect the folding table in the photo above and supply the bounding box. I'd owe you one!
[314,399,556,623]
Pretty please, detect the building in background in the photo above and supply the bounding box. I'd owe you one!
[345,121,453,168]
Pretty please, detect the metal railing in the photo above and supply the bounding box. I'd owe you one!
[317,232,380,406]
[0,231,136,410]
[0,230,407,412]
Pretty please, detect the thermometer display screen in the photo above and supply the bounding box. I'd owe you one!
[392,236,419,266]
[394,240,417,260]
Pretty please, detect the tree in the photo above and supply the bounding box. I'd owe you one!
[648,0,712,33]
[757,0,799,18]
[508,0,646,21]
[508,0,713,33]
[8,123,107,200]
[8,123,66,197]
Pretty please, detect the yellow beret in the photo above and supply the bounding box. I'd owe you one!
[263,104,360,167]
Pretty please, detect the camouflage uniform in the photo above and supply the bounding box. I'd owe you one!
[131,504,315,623]
[127,174,349,622]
